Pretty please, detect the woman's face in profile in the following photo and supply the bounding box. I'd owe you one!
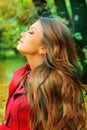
[17,20,43,56]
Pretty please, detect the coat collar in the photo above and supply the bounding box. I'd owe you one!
[8,64,30,97]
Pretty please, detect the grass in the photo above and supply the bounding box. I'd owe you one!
[0,82,9,123]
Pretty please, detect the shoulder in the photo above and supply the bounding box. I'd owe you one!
[14,64,30,74]
[8,64,30,96]
[13,63,30,84]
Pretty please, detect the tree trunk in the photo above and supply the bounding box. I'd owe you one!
[70,0,87,83]
[70,0,87,44]
[54,0,70,22]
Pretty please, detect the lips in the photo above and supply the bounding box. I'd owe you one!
[19,39,23,43]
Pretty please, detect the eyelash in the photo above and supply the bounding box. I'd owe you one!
[28,31,34,34]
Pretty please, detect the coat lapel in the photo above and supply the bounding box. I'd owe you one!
[8,64,30,97]
[5,64,30,123]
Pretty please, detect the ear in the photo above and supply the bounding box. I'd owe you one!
[39,46,48,54]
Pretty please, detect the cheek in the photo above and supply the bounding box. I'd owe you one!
[17,42,32,54]
[17,38,40,54]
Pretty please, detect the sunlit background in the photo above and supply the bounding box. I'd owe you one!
[0,0,87,122]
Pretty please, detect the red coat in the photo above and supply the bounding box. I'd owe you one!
[0,64,31,130]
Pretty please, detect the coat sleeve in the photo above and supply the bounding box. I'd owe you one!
[0,123,12,130]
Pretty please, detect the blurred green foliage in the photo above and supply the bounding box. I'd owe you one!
[0,0,38,58]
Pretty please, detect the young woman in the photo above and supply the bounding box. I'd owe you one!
[0,17,87,130]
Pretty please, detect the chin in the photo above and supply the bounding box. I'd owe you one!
[16,46,27,56]
[16,44,22,53]
[16,44,20,51]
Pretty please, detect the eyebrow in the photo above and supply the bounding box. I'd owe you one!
[29,26,37,31]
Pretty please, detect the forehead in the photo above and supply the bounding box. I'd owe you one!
[30,20,43,32]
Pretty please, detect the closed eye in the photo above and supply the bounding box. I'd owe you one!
[28,31,34,34]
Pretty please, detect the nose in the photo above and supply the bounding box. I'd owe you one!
[21,31,26,37]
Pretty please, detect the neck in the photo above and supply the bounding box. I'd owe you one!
[25,54,44,70]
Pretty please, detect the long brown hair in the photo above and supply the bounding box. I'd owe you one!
[25,17,87,130]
